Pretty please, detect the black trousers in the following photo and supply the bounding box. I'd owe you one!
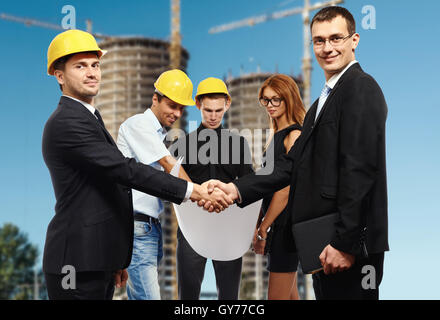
[312,252,384,300]
[176,228,242,300]
[45,271,115,300]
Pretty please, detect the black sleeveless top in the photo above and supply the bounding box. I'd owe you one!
[261,123,302,227]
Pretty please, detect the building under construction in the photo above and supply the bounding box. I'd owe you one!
[224,71,313,300]
[94,36,189,300]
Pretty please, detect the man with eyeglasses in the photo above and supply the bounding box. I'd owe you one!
[205,6,388,300]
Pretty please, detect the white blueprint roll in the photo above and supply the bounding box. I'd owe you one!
[171,158,262,261]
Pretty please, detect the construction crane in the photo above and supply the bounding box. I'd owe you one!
[209,0,344,110]
[170,0,182,69]
[0,12,113,40]
[2,7,182,67]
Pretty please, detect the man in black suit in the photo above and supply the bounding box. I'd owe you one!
[204,7,388,300]
[42,30,231,300]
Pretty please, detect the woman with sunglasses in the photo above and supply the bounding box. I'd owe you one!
[253,74,306,300]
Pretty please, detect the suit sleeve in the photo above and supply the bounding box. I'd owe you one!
[330,75,387,255]
[233,145,295,207]
[54,116,188,204]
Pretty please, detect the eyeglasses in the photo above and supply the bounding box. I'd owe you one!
[259,97,283,107]
[311,33,354,48]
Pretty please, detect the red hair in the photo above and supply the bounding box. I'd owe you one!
[259,74,306,133]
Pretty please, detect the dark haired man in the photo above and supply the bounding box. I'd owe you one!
[206,6,389,300]
[42,30,231,300]
[116,69,195,300]
[171,77,254,300]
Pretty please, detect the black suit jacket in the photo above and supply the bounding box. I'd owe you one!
[234,63,389,256]
[42,96,188,274]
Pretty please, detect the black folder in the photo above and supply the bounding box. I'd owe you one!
[292,212,338,274]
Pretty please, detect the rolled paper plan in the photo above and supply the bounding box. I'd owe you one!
[171,159,262,261]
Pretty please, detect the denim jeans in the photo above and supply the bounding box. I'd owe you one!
[127,220,163,300]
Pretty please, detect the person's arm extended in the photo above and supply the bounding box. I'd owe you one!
[57,116,188,204]
[158,155,192,182]
[117,120,193,197]
[58,115,230,211]
[204,129,301,209]
[256,130,300,241]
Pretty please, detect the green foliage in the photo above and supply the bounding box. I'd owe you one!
[0,223,39,300]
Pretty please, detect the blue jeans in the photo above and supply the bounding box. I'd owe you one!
[127,220,163,300]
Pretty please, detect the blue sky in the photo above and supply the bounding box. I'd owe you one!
[0,0,439,299]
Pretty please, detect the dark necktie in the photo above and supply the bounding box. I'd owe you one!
[94,109,105,126]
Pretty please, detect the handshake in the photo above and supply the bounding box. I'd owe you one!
[189,180,240,213]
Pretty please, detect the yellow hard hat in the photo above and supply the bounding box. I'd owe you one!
[195,77,231,101]
[154,69,195,106]
[47,29,107,75]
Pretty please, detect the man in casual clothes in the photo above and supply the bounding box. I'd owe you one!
[171,77,254,300]
[117,69,194,300]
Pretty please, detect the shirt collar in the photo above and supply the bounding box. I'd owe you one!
[63,95,96,116]
[145,108,167,137]
[326,60,358,89]
[198,122,223,133]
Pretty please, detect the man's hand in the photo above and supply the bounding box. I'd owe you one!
[190,183,233,213]
[114,269,128,288]
[197,180,239,211]
[319,244,355,275]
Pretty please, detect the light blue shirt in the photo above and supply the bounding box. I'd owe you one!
[117,108,172,218]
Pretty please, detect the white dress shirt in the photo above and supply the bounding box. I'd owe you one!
[117,108,193,218]
[315,60,358,121]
